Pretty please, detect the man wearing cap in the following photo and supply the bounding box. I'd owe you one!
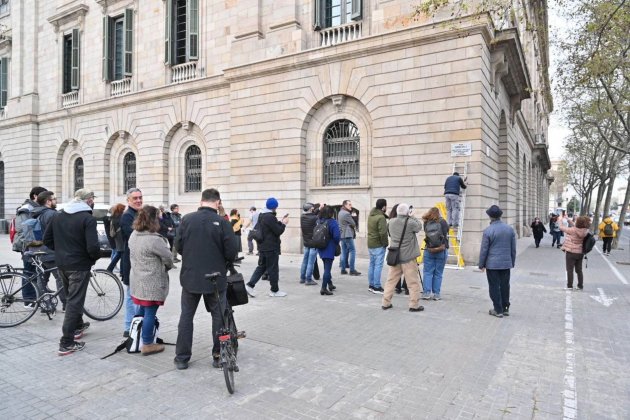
[444,172,467,227]
[478,205,516,318]
[300,202,320,286]
[43,189,100,355]
[245,197,289,297]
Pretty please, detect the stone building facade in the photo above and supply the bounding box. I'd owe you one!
[0,0,552,263]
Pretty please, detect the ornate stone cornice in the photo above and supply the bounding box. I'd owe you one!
[491,28,532,125]
[47,4,89,33]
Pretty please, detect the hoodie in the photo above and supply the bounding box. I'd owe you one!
[43,200,100,270]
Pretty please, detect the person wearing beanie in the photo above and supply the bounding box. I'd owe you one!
[246,197,289,297]
[478,204,516,318]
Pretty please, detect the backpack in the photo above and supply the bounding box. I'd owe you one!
[424,220,444,249]
[17,217,44,251]
[603,222,614,236]
[311,220,330,249]
[247,219,263,243]
[9,218,16,243]
[101,315,172,359]
[582,232,596,254]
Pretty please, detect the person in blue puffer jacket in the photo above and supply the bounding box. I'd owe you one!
[316,206,341,296]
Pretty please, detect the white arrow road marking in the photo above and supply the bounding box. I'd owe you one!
[589,288,617,307]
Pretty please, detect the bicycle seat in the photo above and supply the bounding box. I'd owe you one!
[205,272,222,281]
[23,251,48,258]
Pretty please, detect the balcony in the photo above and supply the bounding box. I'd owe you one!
[110,78,132,97]
[61,91,79,108]
[171,62,198,84]
[320,22,362,47]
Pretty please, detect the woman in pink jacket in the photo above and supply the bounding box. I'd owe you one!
[559,216,591,290]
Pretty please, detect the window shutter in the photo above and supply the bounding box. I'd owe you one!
[187,0,199,60]
[71,28,80,90]
[124,9,133,76]
[164,0,172,64]
[0,58,7,108]
[351,0,362,21]
[102,17,112,81]
[313,0,323,30]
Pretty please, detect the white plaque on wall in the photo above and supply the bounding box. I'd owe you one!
[451,143,472,157]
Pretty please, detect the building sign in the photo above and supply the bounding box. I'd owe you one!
[451,142,472,157]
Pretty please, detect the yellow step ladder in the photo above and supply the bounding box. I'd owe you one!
[418,203,465,269]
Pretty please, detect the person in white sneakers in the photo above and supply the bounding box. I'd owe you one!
[245,197,289,297]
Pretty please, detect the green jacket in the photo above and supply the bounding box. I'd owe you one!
[367,207,389,248]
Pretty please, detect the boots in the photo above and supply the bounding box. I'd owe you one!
[141,343,165,356]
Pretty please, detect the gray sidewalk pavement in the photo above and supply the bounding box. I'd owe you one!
[1,233,629,419]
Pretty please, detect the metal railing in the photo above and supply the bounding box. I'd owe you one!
[320,21,362,47]
[110,78,132,97]
[61,91,79,108]
[171,62,198,83]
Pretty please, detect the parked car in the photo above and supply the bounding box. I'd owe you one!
[56,203,112,258]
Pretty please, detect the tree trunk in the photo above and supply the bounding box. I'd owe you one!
[602,172,616,218]
[592,183,606,234]
[612,176,630,249]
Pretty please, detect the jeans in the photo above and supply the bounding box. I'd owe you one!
[486,269,510,314]
[565,251,584,288]
[135,304,159,345]
[321,258,333,290]
[248,251,280,292]
[552,231,562,247]
[445,194,461,226]
[368,247,386,288]
[340,238,356,271]
[107,250,122,272]
[247,236,255,254]
[175,288,227,361]
[300,247,318,281]
[423,249,447,295]
[602,237,613,253]
[21,257,37,302]
[58,270,90,346]
[124,285,139,333]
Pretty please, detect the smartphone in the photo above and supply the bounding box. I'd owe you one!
[283,213,289,218]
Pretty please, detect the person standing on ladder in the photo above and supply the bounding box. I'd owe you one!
[443,171,467,228]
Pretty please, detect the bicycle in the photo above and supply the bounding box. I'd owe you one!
[0,251,124,327]
[205,267,244,395]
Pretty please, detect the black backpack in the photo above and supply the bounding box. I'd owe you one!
[424,220,444,249]
[311,220,330,249]
[582,232,596,254]
[603,222,614,236]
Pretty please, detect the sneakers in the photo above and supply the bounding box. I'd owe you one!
[421,293,432,300]
[245,285,256,297]
[340,270,348,275]
[141,343,165,356]
[174,359,189,370]
[409,306,425,312]
[432,295,441,301]
[212,354,221,368]
[299,278,306,284]
[74,322,91,340]
[23,302,35,309]
[349,271,361,276]
[269,291,287,297]
[304,280,318,286]
[489,309,503,318]
[382,304,393,310]
[58,341,86,356]
[320,289,333,296]
[372,287,384,295]
[503,308,510,316]
[369,286,375,293]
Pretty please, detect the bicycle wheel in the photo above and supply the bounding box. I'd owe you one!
[221,341,236,394]
[83,269,124,321]
[0,272,39,327]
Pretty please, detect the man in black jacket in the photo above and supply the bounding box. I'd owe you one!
[120,187,143,337]
[173,188,238,370]
[299,202,319,286]
[444,171,467,227]
[43,189,100,356]
[245,197,289,297]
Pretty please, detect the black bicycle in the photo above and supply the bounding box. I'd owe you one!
[205,262,247,394]
[0,251,124,327]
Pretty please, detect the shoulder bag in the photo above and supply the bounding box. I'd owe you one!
[386,217,409,266]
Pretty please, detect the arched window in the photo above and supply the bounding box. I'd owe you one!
[123,152,136,193]
[184,145,202,192]
[74,157,84,192]
[323,119,359,186]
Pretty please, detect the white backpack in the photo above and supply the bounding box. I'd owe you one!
[126,315,160,353]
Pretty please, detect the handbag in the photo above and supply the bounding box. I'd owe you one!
[386,217,409,266]
[335,243,341,257]
[226,272,249,306]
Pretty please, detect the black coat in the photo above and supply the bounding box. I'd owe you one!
[300,212,318,248]
[175,206,238,294]
[257,211,285,253]
[43,208,99,271]
[531,222,547,238]
[120,207,138,285]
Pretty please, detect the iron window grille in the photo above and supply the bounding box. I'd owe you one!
[123,152,136,193]
[184,145,202,192]
[74,157,84,192]
[323,119,360,186]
